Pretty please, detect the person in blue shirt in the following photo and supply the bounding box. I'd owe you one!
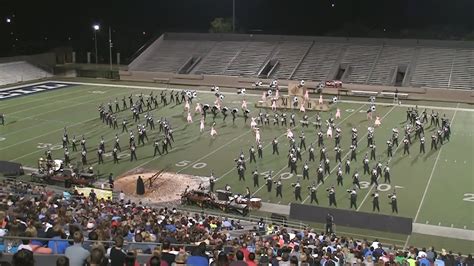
[186,242,209,266]
[47,228,69,254]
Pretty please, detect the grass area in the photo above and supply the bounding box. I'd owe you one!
[0,80,472,252]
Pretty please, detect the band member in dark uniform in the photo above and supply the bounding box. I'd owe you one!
[309,182,318,204]
[112,148,119,164]
[266,173,273,192]
[275,178,283,198]
[97,148,104,164]
[327,186,337,207]
[336,165,343,186]
[345,159,351,174]
[372,190,380,212]
[302,161,309,180]
[384,164,391,183]
[420,136,426,154]
[347,188,357,209]
[317,164,324,184]
[403,137,410,155]
[308,144,315,162]
[252,169,259,188]
[388,191,398,213]
[326,213,334,234]
[387,140,393,158]
[257,143,263,159]
[209,172,215,192]
[352,171,361,189]
[249,146,256,163]
[292,180,302,201]
[272,137,279,155]
[130,144,137,161]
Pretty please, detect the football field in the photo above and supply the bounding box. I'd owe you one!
[0,80,473,252]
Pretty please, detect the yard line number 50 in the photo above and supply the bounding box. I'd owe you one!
[175,160,207,169]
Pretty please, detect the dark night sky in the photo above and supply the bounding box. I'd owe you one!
[0,0,472,59]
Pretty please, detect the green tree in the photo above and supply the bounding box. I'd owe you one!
[209,17,233,33]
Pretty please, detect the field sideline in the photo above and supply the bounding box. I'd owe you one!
[0,80,472,252]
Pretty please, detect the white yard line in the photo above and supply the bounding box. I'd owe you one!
[356,126,404,211]
[403,235,411,249]
[413,103,460,223]
[0,91,133,151]
[49,80,474,112]
[168,128,251,174]
[340,99,473,112]
[251,104,367,197]
[301,104,397,204]
[4,89,94,116]
[216,105,364,181]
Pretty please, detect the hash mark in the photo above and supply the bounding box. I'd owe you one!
[426,221,429,224]
[451,224,454,228]
[438,222,441,226]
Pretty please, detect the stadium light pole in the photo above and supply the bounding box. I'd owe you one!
[93,24,100,64]
[108,27,113,71]
[232,0,235,32]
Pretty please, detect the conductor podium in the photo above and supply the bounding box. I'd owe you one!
[255,82,330,111]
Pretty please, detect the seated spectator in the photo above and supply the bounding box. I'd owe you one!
[17,234,33,252]
[289,255,298,266]
[12,249,34,266]
[56,256,69,266]
[187,242,209,266]
[65,231,90,266]
[18,230,52,254]
[48,227,69,254]
[160,240,175,266]
[246,252,257,266]
[107,236,127,266]
[124,251,139,266]
[88,247,107,266]
[174,251,187,266]
[230,250,247,266]
[211,251,229,266]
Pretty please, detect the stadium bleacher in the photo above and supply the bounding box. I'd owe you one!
[131,40,215,73]
[126,33,474,91]
[340,44,381,84]
[192,41,247,75]
[224,41,277,77]
[368,46,415,86]
[410,47,456,89]
[0,61,51,86]
[449,49,474,90]
[267,41,312,80]
[292,42,345,82]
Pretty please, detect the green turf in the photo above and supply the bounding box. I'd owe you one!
[0,81,472,252]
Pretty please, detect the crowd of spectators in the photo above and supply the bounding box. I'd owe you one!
[0,179,472,266]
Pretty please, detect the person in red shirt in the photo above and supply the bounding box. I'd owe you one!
[246,252,257,266]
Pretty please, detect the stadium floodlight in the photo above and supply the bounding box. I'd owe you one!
[6,18,11,23]
[92,24,100,64]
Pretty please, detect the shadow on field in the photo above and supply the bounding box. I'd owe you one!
[423,150,437,161]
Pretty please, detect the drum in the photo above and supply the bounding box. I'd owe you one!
[249,198,262,209]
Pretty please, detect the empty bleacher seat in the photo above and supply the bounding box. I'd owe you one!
[0,61,51,86]
[340,45,381,84]
[410,47,456,89]
[293,43,345,81]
